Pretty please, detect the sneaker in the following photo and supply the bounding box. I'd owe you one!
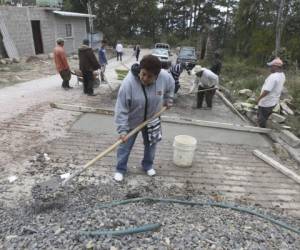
[67,86,73,89]
[146,168,156,176]
[114,172,124,182]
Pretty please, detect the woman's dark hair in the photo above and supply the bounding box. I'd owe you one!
[140,55,161,76]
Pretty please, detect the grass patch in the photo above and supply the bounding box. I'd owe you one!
[222,58,268,97]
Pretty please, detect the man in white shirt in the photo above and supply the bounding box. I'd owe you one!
[116,41,123,61]
[256,57,285,128]
[189,65,219,109]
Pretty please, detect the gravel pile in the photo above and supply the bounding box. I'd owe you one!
[1,177,299,249]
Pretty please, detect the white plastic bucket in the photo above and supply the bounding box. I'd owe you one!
[173,135,197,167]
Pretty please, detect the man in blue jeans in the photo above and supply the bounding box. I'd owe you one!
[113,55,175,182]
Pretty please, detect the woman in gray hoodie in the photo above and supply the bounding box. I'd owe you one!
[114,55,175,182]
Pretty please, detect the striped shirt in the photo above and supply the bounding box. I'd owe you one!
[169,64,184,85]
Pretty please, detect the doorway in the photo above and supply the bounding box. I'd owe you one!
[0,31,8,58]
[31,20,44,54]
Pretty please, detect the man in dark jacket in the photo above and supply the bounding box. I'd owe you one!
[78,39,100,96]
[210,51,222,76]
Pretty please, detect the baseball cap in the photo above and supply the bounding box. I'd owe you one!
[267,57,283,67]
[56,38,64,43]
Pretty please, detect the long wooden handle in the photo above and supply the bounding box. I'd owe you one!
[178,87,218,96]
[216,90,247,122]
[62,107,167,185]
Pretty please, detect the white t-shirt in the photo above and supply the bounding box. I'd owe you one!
[116,44,123,52]
[259,72,285,107]
[190,68,219,92]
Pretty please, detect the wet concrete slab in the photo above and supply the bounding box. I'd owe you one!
[71,113,271,147]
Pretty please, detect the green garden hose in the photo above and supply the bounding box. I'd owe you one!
[80,223,161,236]
[93,197,300,235]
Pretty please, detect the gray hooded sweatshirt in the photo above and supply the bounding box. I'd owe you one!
[114,69,175,135]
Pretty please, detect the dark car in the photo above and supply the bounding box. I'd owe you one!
[176,47,197,69]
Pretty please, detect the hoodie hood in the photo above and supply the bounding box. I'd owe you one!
[78,45,91,51]
[131,63,140,77]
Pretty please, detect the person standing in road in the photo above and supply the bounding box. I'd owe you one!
[113,55,175,182]
[53,38,72,90]
[134,44,141,61]
[189,65,219,109]
[98,40,108,82]
[256,58,285,128]
[210,51,222,76]
[169,62,189,94]
[78,39,100,96]
[116,41,123,61]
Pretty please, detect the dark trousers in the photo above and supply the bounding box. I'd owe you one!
[82,71,94,94]
[59,69,71,88]
[257,106,275,128]
[117,52,123,61]
[174,83,180,94]
[197,85,216,108]
[136,52,140,61]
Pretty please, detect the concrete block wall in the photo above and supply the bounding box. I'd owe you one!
[28,8,56,54]
[0,6,88,57]
[0,6,35,57]
[55,16,87,55]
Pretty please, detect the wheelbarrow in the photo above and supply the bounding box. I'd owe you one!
[71,69,101,88]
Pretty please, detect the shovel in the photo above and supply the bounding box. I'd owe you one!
[62,106,167,186]
[31,107,167,204]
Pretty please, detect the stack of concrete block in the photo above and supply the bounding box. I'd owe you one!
[280,130,300,148]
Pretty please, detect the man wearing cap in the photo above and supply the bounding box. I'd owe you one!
[78,39,100,96]
[53,38,72,90]
[189,65,219,109]
[256,57,285,128]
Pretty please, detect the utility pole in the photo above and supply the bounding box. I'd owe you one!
[87,0,93,48]
[221,0,231,48]
[188,0,193,38]
[275,0,285,57]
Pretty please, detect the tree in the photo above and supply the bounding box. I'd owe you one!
[275,0,285,56]
[63,0,87,12]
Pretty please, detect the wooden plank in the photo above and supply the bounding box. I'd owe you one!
[161,116,271,134]
[216,90,247,122]
[50,103,270,133]
[253,149,300,185]
[49,103,114,115]
[0,18,19,58]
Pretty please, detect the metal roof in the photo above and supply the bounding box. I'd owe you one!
[53,10,96,18]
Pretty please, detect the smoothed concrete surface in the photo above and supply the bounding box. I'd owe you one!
[71,113,271,147]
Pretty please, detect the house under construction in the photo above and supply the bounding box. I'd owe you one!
[0,0,97,58]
